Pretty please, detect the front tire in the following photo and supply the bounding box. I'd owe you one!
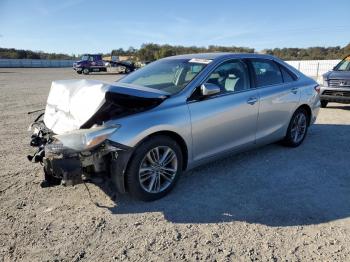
[126,136,183,201]
[82,68,89,75]
[283,108,309,147]
[321,100,328,108]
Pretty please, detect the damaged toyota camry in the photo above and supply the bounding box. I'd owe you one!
[28,53,320,201]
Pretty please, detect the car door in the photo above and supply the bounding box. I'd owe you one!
[249,59,301,144]
[187,59,259,162]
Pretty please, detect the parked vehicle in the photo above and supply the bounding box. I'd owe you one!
[321,55,350,107]
[73,54,106,74]
[108,60,136,74]
[28,53,320,201]
[73,54,135,75]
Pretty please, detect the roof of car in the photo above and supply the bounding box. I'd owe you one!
[163,52,278,61]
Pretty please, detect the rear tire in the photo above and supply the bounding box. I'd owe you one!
[126,136,183,201]
[76,71,82,75]
[283,108,309,147]
[321,100,328,108]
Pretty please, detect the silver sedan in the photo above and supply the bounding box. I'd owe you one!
[28,53,320,201]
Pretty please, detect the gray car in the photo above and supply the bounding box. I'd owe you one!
[28,53,320,201]
[321,55,350,107]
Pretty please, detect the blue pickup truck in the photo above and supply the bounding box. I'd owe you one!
[73,54,135,75]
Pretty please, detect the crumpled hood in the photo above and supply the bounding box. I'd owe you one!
[44,79,168,134]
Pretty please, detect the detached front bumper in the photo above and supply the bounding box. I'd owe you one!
[320,86,350,103]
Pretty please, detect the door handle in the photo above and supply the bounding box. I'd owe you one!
[247,97,258,105]
[291,87,298,94]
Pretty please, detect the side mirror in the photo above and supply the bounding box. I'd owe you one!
[200,83,221,97]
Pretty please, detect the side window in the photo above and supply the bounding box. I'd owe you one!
[205,60,250,93]
[280,65,296,83]
[251,59,283,87]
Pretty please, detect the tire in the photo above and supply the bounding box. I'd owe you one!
[76,71,82,74]
[124,67,131,74]
[321,100,328,108]
[283,108,309,147]
[82,68,89,75]
[126,136,183,201]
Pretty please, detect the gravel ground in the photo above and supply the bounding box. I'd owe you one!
[0,68,349,262]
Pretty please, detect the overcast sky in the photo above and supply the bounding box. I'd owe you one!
[0,0,349,54]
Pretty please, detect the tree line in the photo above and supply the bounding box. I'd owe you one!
[1,43,349,61]
[111,44,255,61]
[262,44,350,60]
[0,48,78,60]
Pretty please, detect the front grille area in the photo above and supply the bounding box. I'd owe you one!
[322,90,350,97]
[329,79,350,88]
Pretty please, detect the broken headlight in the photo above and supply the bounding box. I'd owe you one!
[50,125,120,152]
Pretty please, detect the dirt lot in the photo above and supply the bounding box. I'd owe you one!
[0,68,349,261]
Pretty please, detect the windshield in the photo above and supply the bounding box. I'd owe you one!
[334,56,350,71]
[81,55,89,61]
[118,58,210,94]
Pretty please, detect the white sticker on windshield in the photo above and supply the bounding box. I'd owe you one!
[189,58,212,64]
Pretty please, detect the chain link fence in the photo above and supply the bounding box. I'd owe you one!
[286,60,340,82]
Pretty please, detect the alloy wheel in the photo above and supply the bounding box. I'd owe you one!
[290,113,307,144]
[138,146,178,193]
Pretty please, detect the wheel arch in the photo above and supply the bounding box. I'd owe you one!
[135,130,189,171]
[119,130,189,193]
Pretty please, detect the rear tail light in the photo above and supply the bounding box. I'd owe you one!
[314,85,320,94]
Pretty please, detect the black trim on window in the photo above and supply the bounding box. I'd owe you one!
[243,59,257,89]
